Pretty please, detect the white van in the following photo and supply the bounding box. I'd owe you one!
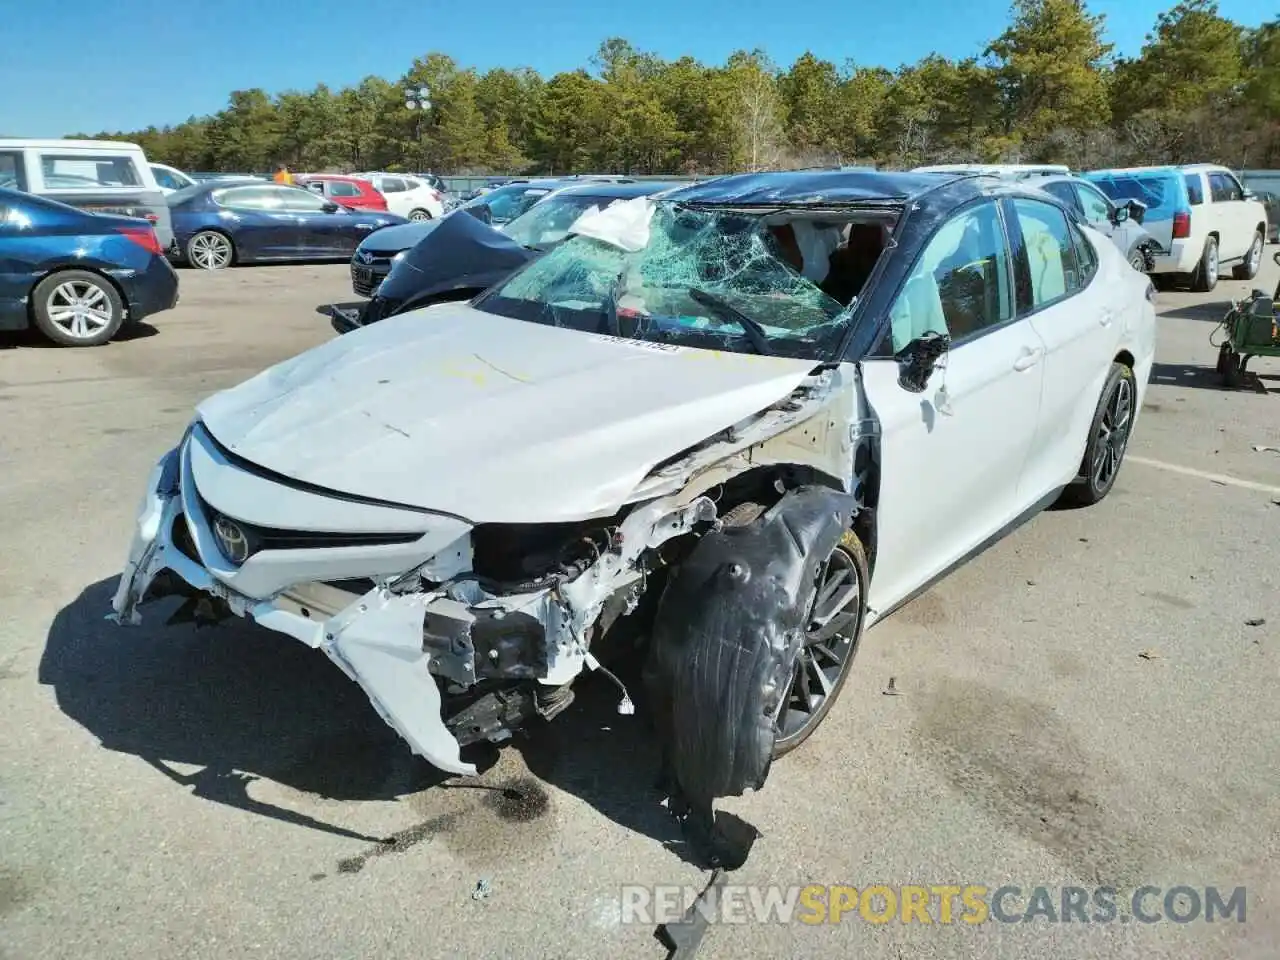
[0,139,175,250]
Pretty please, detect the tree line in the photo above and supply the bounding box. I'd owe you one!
[71,0,1280,176]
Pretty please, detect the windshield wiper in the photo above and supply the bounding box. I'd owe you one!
[687,287,774,355]
[602,269,626,337]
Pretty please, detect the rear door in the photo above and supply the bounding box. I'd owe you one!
[1208,169,1253,260]
[375,176,410,217]
[32,148,174,248]
[1009,197,1119,498]
[212,185,301,258]
[857,198,1047,616]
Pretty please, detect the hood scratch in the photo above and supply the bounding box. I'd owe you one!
[472,352,530,385]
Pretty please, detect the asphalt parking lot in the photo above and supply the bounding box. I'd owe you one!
[1,260,1278,960]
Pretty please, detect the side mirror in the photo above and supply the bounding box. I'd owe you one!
[1242,189,1256,201]
[1110,205,1129,225]
[466,202,493,224]
[895,331,951,393]
[322,201,340,213]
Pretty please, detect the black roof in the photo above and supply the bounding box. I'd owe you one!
[552,180,689,200]
[664,169,972,206]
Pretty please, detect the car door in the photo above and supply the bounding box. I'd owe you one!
[1007,196,1118,499]
[857,198,1047,617]
[375,176,410,217]
[0,195,39,327]
[271,185,343,255]
[1206,171,1246,260]
[212,185,300,258]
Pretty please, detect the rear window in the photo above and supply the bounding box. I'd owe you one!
[39,153,142,189]
[328,181,361,197]
[1088,174,1179,216]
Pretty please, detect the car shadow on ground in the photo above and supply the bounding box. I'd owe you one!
[1149,361,1270,394]
[0,322,159,350]
[39,577,697,862]
[1156,300,1233,322]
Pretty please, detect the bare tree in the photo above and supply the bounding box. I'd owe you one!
[732,65,784,171]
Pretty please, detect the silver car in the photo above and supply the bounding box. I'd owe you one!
[1031,174,1162,271]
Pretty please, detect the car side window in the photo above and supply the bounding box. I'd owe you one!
[152,167,180,190]
[328,181,360,197]
[1184,174,1204,205]
[888,200,1013,352]
[1067,219,1097,284]
[1220,171,1245,201]
[0,151,25,191]
[216,186,281,211]
[1012,198,1081,307]
[1041,181,1079,212]
[275,186,327,212]
[380,177,406,193]
[1208,172,1243,203]
[1074,184,1113,224]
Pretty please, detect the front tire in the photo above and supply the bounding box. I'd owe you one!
[31,270,124,346]
[1191,236,1219,293]
[408,208,432,222]
[773,531,868,757]
[1057,362,1136,507]
[1232,231,1264,281]
[187,230,234,270]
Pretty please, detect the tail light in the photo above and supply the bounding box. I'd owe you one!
[117,226,163,255]
[1172,210,1191,239]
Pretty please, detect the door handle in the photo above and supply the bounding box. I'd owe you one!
[1013,347,1043,371]
[1099,309,1114,327]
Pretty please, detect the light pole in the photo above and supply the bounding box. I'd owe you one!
[404,85,431,174]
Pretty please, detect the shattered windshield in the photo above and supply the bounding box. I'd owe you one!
[502,195,622,250]
[474,200,875,359]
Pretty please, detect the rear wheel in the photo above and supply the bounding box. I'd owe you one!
[408,208,432,222]
[187,230,234,270]
[1191,237,1219,293]
[1232,231,1263,280]
[1128,248,1147,272]
[1216,342,1232,374]
[31,270,124,346]
[1223,350,1242,388]
[1057,362,1135,507]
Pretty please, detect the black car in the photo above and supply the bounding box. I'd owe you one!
[339,180,683,332]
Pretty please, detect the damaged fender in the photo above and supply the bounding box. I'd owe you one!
[643,485,856,810]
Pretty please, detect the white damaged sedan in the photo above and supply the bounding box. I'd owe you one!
[112,171,1156,823]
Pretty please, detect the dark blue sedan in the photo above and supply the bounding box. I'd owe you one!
[167,181,407,270]
[0,187,179,346]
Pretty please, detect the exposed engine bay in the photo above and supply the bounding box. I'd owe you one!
[111,355,878,855]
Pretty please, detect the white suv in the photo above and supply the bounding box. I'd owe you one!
[1085,164,1268,292]
[358,172,445,221]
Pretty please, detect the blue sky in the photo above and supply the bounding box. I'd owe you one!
[0,0,1269,136]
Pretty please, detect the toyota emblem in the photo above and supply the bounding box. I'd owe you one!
[213,515,250,565]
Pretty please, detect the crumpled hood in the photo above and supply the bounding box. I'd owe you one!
[196,303,817,524]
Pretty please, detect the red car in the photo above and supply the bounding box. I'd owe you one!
[294,174,388,212]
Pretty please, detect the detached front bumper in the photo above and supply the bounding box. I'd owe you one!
[111,446,478,776]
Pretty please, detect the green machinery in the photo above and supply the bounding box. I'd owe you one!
[1213,251,1280,387]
